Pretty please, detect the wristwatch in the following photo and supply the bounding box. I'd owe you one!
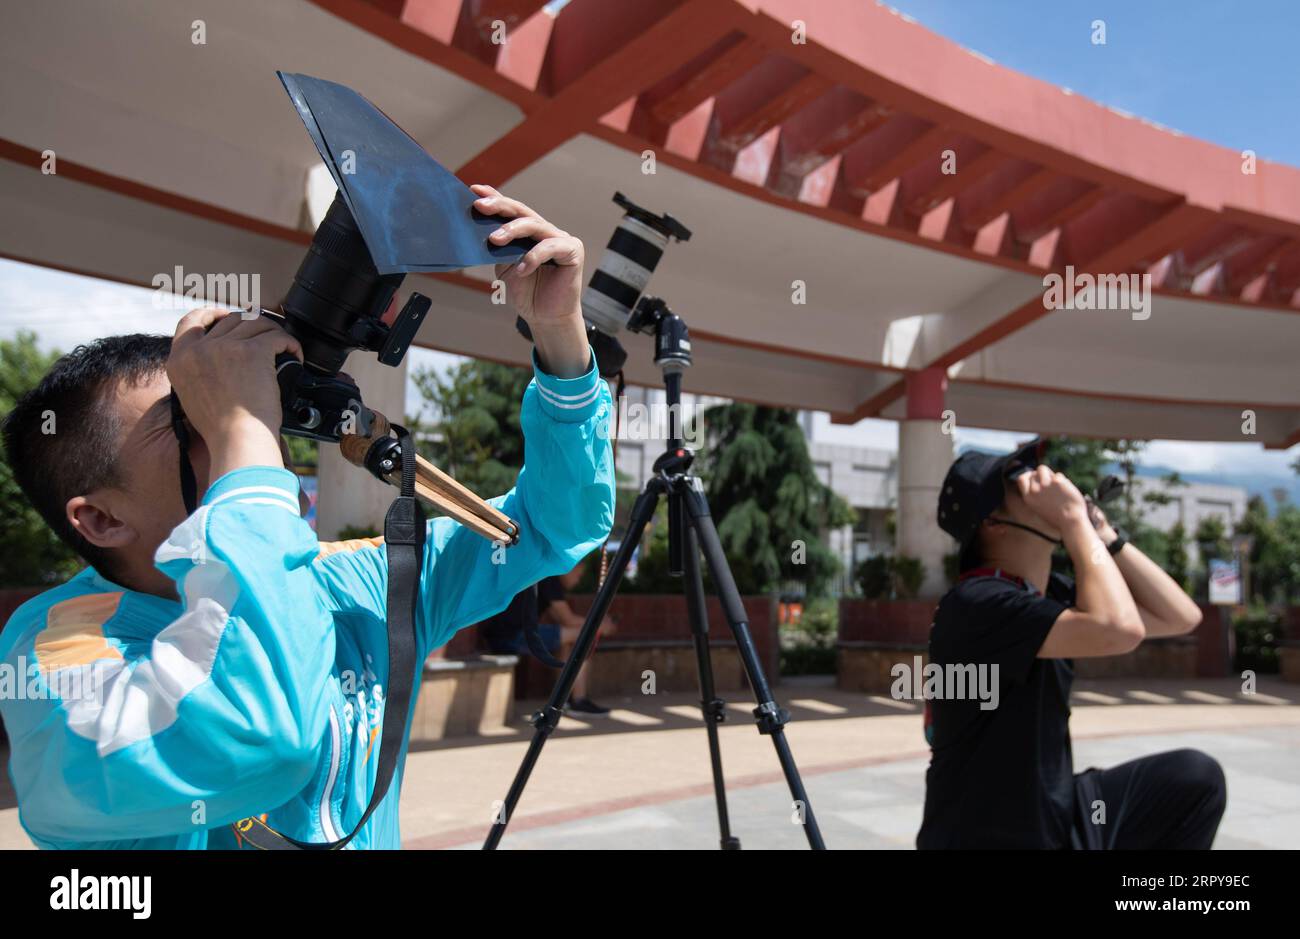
[1106,528,1128,556]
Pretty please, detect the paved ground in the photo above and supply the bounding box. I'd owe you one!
[2,676,1297,849]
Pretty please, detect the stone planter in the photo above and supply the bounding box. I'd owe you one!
[567,592,779,697]
[409,654,518,741]
[836,598,934,694]
[1074,637,1199,679]
[1280,643,1300,683]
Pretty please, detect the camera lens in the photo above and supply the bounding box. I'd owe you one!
[582,214,672,336]
[281,193,397,375]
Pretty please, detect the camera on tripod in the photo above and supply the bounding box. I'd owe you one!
[491,194,827,852]
[516,192,691,378]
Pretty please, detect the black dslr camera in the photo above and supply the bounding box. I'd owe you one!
[267,192,428,443]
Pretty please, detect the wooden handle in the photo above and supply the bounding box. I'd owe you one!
[414,454,516,535]
[339,408,518,544]
[338,409,393,468]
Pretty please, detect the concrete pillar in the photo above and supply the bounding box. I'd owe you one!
[315,351,409,540]
[896,367,953,598]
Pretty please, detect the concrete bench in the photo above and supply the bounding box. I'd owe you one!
[409,654,518,742]
[837,641,928,694]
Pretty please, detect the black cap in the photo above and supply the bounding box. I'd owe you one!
[937,437,1045,547]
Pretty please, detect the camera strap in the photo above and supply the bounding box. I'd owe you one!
[231,424,425,850]
[169,390,199,516]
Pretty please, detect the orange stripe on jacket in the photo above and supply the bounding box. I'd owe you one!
[33,593,125,672]
[315,536,386,560]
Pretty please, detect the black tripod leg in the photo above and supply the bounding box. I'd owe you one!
[682,483,827,850]
[680,519,741,850]
[483,484,663,850]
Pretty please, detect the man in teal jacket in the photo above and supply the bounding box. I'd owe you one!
[0,186,614,849]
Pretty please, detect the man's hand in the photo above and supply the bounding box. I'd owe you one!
[472,183,590,378]
[167,308,302,481]
[1086,499,1119,545]
[1015,465,1090,536]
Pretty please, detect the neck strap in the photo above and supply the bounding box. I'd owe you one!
[986,516,1062,547]
[170,390,199,516]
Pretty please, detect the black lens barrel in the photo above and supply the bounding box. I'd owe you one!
[282,193,395,374]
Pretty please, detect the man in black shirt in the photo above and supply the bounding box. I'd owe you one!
[917,440,1226,849]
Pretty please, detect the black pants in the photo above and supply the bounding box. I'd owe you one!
[1073,748,1227,849]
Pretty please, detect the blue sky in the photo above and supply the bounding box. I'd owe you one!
[2,0,1297,484]
[883,0,1299,167]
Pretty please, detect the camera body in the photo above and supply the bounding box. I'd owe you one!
[274,193,429,442]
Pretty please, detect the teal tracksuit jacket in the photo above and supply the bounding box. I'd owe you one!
[0,351,613,849]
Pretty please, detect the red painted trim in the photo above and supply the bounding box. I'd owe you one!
[904,367,947,420]
[831,380,908,425]
[835,360,1300,429]
[313,0,537,109]
[0,140,309,246]
[455,0,739,185]
[953,374,1300,415]
[0,252,162,295]
[646,35,768,128]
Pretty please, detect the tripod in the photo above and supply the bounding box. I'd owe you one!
[484,300,825,850]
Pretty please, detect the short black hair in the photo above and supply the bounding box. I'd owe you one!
[2,334,172,576]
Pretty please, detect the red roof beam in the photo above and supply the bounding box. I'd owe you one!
[1179,225,1258,278]
[766,87,892,197]
[537,0,691,96]
[457,0,737,184]
[931,200,1210,372]
[466,0,549,31]
[840,121,951,195]
[1012,182,1106,244]
[400,0,549,64]
[960,164,1055,231]
[697,55,831,172]
[906,145,1007,216]
[641,34,767,129]
[1224,236,1294,295]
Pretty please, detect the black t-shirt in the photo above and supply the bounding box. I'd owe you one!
[477,577,569,652]
[536,576,565,621]
[477,586,538,652]
[916,572,1077,849]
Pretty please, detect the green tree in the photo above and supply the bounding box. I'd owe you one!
[1040,436,1114,496]
[692,403,853,595]
[1235,496,1300,605]
[0,332,80,586]
[411,359,531,499]
[1195,515,1230,562]
[1040,436,1188,585]
[1163,520,1191,591]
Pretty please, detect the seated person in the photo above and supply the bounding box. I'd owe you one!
[478,554,615,718]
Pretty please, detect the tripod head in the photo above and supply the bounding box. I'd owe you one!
[627,296,691,375]
[626,295,696,455]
